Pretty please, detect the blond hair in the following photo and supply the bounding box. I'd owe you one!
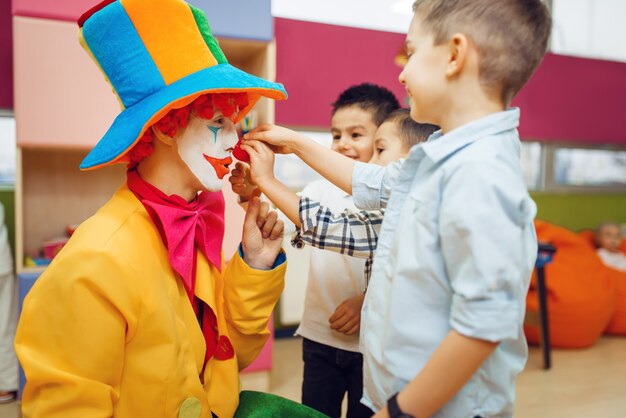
[383,109,439,150]
[412,0,551,104]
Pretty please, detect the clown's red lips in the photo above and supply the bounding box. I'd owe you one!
[203,155,233,179]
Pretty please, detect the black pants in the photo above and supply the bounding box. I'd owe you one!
[301,338,373,418]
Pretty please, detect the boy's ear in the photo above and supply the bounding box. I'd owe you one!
[445,33,469,78]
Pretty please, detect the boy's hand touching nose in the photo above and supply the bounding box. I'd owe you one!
[240,140,277,189]
[329,293,365,335]
[239,139,303,228]
[229,162,259,201]
[243,123,306,154]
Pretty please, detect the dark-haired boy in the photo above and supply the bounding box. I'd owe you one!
[293,83,399,418]
[235,83,399,418]
[245,1,552,416]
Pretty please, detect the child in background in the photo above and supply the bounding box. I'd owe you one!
[369,109,437,166]
[595,222,626,272]
[233,83,399,418]
[244,1,551,416]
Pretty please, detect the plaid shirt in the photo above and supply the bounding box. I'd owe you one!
[292,196,385,288]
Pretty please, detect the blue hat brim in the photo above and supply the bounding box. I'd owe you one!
[80,63,287,170]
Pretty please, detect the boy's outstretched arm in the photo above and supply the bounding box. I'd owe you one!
[241,140,302,227]
[375,331,497,418]
[294,198,383,260]
[244,124,355,195]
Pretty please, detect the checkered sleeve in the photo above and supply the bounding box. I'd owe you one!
[291,197,384,287]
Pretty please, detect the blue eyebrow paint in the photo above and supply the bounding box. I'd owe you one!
[208,126,222,143]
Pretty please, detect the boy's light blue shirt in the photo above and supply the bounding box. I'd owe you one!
[353,108,537,418]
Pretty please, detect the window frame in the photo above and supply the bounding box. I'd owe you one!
[0,110,16,190]
[542,141,626,193]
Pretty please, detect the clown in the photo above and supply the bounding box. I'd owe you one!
[13,1,315,417]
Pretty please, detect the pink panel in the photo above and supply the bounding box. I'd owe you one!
[242,317,273,372]
[0,0,12,108]
[222,186,245,259]
[12,0,101,22]
[514,53,626,145]
[223,190,273,374]
[275,18,407,129]
[13,16,119,148]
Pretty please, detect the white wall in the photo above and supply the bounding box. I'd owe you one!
[551,0,626,63]
[272,0,413,33]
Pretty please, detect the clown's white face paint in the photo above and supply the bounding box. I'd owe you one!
[177,112,238,192]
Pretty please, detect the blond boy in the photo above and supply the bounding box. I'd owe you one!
[244,1,552,417]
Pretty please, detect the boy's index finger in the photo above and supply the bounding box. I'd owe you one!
[240,143,255,154]
[242,140,262,153]
[244,131,266,141]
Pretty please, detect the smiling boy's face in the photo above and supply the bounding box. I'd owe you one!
[330,105,377,163]
[177,111,238,192]
[399,14,449,126]
[597,224,622,253]
[369,121,407,166]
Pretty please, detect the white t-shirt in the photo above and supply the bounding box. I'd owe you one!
[598,248,626,272]
[293,179,367,352]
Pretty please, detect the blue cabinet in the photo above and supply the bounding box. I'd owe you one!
[17,270,43,398]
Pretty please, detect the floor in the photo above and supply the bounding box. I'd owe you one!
[2,336,625,418]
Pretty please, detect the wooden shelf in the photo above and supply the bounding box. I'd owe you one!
[15,148,125,272]
[219,37,277,125]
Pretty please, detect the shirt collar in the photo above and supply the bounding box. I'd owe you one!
[420,108,520,163]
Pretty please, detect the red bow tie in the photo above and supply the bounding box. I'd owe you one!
[127,170,234,363]
[126,170,225,300]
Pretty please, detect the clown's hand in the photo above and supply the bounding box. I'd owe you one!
[229,162,259,202]
[243,123,307,155]
[242,195,285,270]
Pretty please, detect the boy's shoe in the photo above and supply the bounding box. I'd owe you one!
[0,390,17,404]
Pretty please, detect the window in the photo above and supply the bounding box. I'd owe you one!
[518,140,626,192]
[273,130,332,191]
[0,116,16,187]
[553,147,626,187]
[274,131,626,193]
[520,141,543,190]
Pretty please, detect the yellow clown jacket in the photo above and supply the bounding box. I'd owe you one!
[15,184,286,418]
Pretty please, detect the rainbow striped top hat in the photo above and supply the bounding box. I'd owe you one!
[77,0,287,170]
